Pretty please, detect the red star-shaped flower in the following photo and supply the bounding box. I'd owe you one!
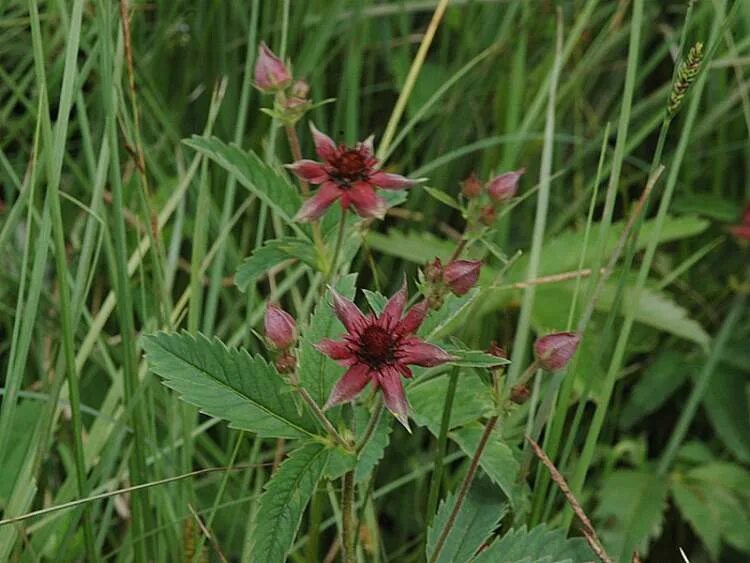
[287,124,420,222]
[316,285,453,430]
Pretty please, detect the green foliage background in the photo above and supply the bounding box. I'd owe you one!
[0,0,749,561]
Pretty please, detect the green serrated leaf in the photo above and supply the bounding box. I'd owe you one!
[409,371,494,432]
[362,289,388,314]
[421,289,481,340]
[184,135,304,229]
[355,408,392,482]
[298,275,358,409]
[235,237,318,291]
[593,469,668,561]
[473,524,595,563]
[701,365,750,463]
[426,477,506,563]
[252,443,329,562]
[443,346,510,368]
[450,423,529,516]
[142,332,318,439]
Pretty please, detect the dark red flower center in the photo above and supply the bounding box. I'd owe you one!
[331,148,371,186]
[358,325,394,367]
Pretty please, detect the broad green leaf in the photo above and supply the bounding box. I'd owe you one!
[298,275,358,409]
[355,408,393,482]
[421,288,482,340]
[701,365,750,463]
[673,462,750,556]
[593,469,668,561]
[366,229,452,263]
[252,443,329,562]
[366,216,708,272]
[426,477,506,563]
[184,135,304,227]
[409,372,526,513]
[671,480,722,558]
[450,423,528,517]
[620,349,691,429]
[473,524,595,563]
[362,289,388,314]
[235,237,318,291]
[326,404,393,482]
[509,215,709,280]
[527,282,709,347]
[672,194,741,222]
[143,332,318,439]
[409,371,495,432]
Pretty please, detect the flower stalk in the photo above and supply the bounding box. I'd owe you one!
[428,414,500,563]
[341,470,356,563]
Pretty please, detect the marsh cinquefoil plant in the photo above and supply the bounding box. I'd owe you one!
[142,40,601,563]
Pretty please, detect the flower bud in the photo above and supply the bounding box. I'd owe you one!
[274,350,297,374]
[533,331,580,371]
[487,168,525,202]
[443,259,482,296]
[290,79,310,100]
[487,341,507,360]
[460,172,482,199]
[479,205,497,225]
[254,42,292,93]
[424,257,444,284]
[510,384,530,404]
[264,304,297,349]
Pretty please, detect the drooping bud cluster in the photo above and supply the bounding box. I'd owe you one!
[667,42,704,117]
[533,331,580,372]
[423,257,482,309]
[254,42,313,124]
[264,304,298,373]
[459,168,525,228]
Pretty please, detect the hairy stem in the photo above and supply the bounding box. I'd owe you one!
[341,470,356,563]
[356,396,384,454]
[295,384,350,450]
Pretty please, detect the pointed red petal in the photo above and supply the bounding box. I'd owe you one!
[378,368,411,432]
[294,182,341,222]
[309,122,337,162]
[397,300,429,335]
[285,160,329,184]
[370,171,418,190]
[315,338,354,362]
[380,281,407,330]
[398,338,453,367]
[330,289,367,334]
[347,182,386,219]
[324,363,371,409]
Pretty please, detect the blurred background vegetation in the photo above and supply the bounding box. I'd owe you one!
[0,0,749,561]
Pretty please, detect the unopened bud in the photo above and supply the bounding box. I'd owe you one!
[460,172,482,199]
[487,168,525,202]
[479,205,497,225]
[443,259,482,296]
[254,42,292,93]
[487,341,507,360]
[264,304,297,349]
[290,79,310,100]
[424,257,444,284]
[533,331,580,371]
[510,384,530,404]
